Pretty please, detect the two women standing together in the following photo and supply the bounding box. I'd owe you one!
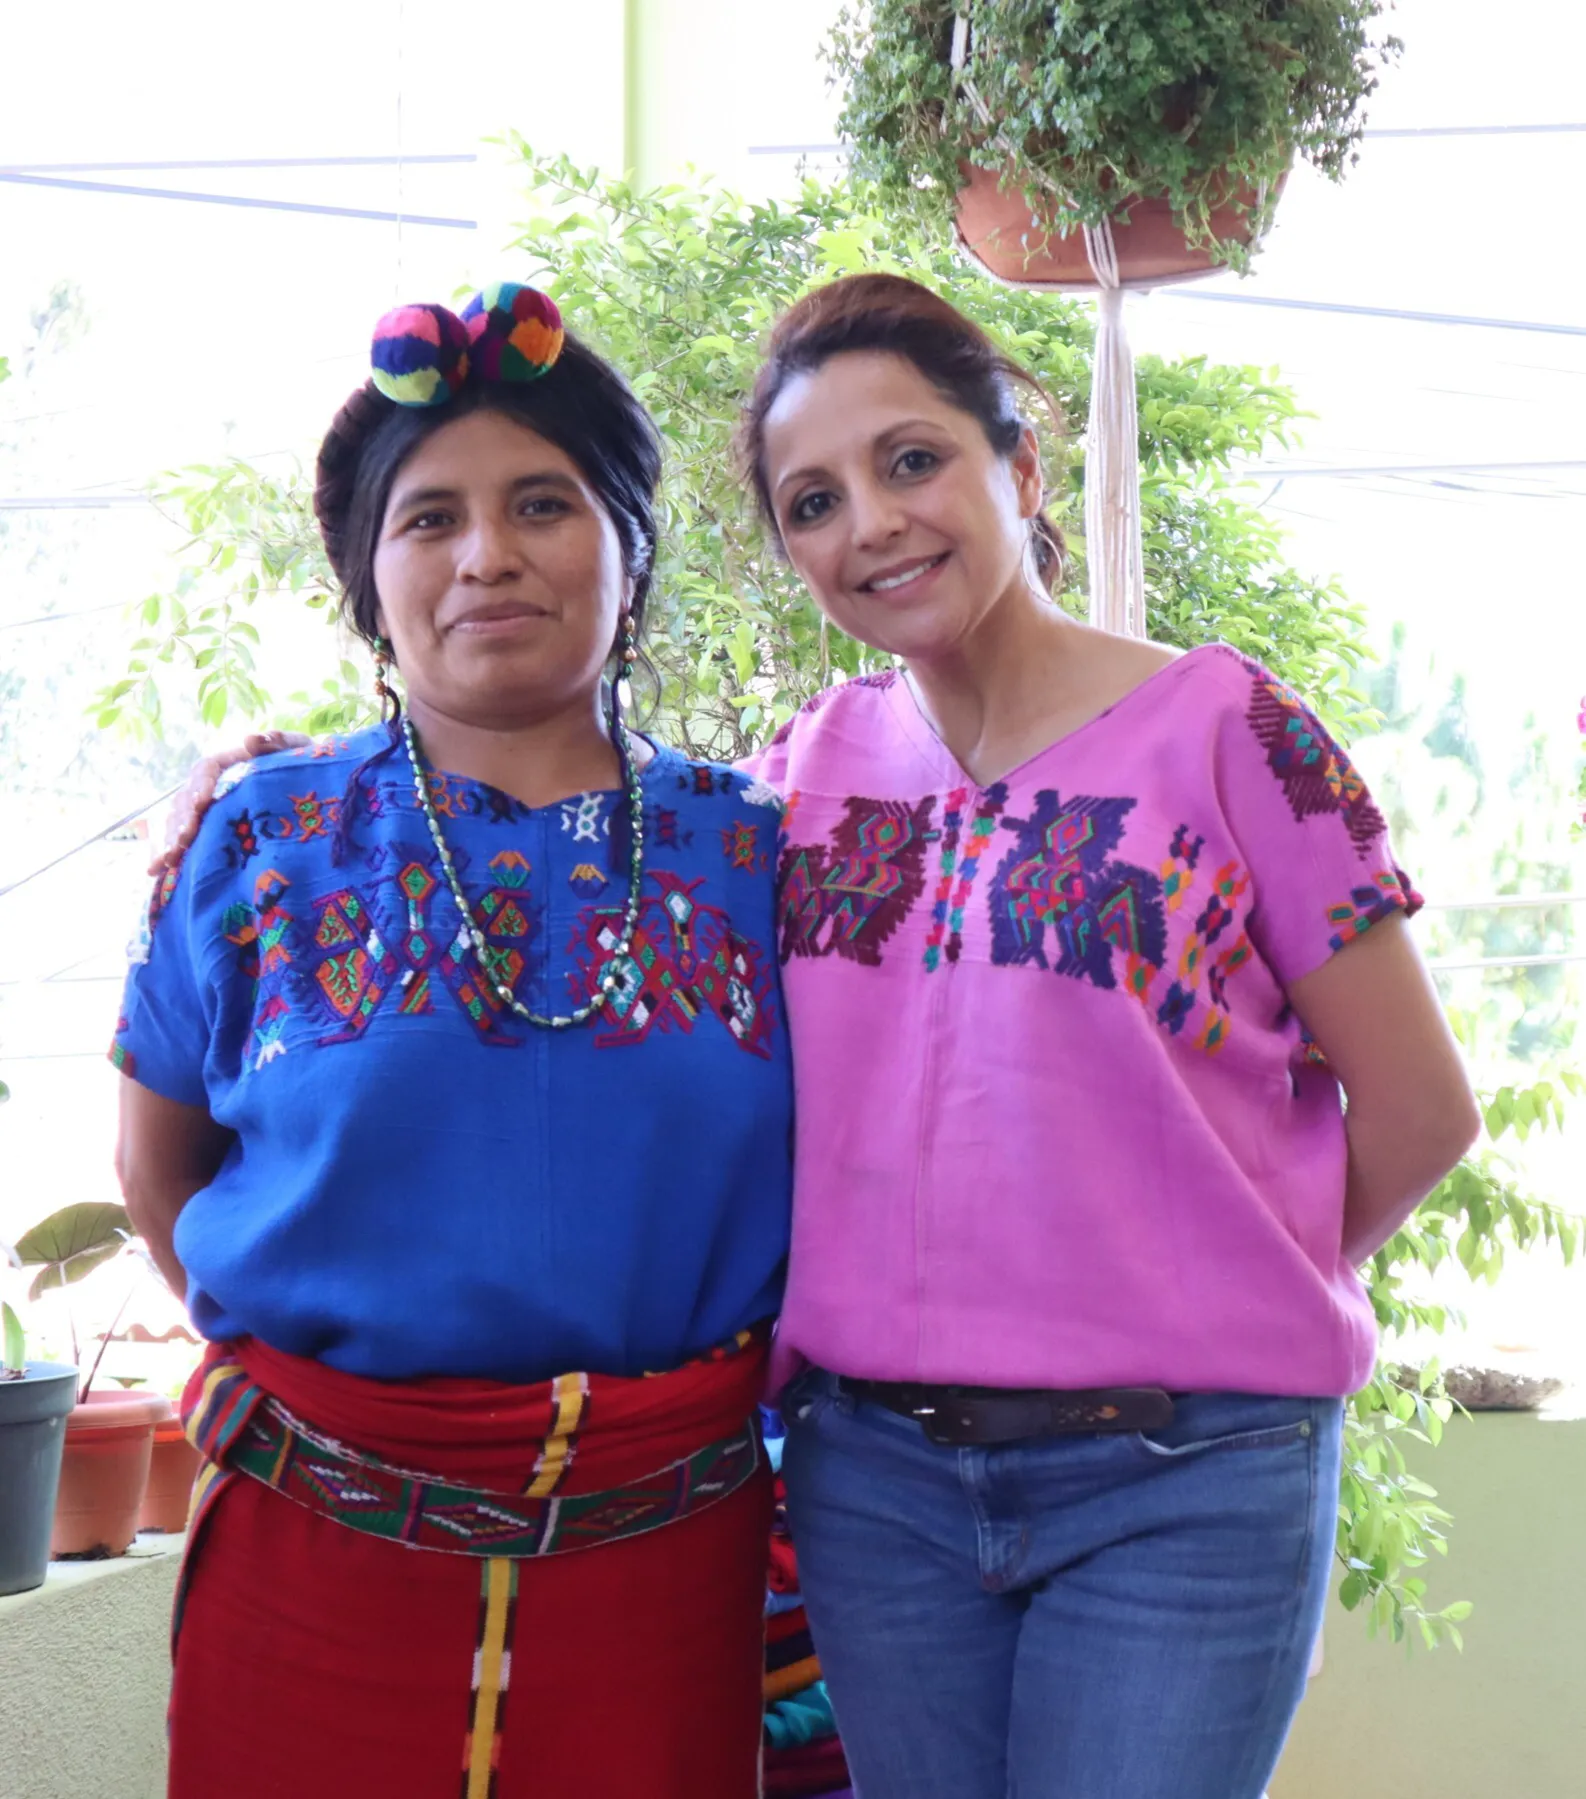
[117,273,1478,1798]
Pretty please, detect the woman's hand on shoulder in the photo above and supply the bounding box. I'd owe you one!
[148,730,311,874]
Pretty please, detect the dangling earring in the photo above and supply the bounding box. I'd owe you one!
[372,636,396,719]
[615,612,637,712]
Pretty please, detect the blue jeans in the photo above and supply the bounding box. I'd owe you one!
[781,1373,1342,1799]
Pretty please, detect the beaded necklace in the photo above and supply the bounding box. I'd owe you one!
[400,713,647,1030]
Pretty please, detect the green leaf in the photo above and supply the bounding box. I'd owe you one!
[14,1203,131,1292]
[2,1301,24,1374]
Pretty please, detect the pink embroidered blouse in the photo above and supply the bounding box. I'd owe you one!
[752,644,1420,1399]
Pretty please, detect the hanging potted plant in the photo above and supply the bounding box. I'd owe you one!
[7,1202,172,1560]
[829,0,1401,288]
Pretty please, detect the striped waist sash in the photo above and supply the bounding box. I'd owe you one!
[185,1353,761,1559]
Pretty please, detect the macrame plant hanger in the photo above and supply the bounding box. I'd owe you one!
[950,12,1148,640]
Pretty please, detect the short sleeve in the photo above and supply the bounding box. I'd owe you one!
[109,854,215,1107]
[1214,655,1422,990]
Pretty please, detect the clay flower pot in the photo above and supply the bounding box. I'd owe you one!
[51,1388,171,1558]
[138,1416,201,1533]
[953,162,1281,290]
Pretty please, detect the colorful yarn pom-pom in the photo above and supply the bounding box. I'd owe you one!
[462,283,564,383]
[370,304,471,406]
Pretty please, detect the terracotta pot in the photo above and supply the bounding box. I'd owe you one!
[138,1417,201,1533]
[51,1389,170,1558]
[953,162,1282,290]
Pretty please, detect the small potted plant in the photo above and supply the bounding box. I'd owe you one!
[829,0,1401,286]
[1,1083,82,1595]
[8,1202,172,1560]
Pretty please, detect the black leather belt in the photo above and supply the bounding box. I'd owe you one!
[839,1379,1176,1446]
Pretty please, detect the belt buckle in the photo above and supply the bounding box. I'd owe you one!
[912,1394,1051,1447]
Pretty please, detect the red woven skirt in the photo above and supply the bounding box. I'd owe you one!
[168,1335,772,1799]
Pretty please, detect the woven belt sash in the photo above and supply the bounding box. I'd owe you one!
[212,1384,760,1559]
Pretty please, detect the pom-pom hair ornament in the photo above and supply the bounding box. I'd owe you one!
[369,303,471,406]
[462,282,564,382]
[367,283,564,407]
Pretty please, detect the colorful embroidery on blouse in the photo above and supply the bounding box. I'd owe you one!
[776,782,1264,1054]
[721,821,761,871]
[1244,666,1387,857]
[923,783,1008,972]
[184,744,784,1069]
[571,871,778,1057]
[1160,826,1204,913]
[1326,867,1419,952]
[777,796,936,965]
[219,869,296,1067]
[650,805,691,851]
[987,791,1166,986]
[560,792,608,843]
[224,794,346,866]
[681,763,735,799]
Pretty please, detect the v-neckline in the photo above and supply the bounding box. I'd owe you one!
[882,645,1212,793]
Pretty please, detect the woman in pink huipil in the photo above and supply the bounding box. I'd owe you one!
[732,275,1476,1799]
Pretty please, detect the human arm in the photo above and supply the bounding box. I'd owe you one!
[1286,912,1481,1265]
[114,1083,235,1299]
[148,729,310,874]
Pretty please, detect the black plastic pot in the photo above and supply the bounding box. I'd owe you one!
[0,1362,78,1596]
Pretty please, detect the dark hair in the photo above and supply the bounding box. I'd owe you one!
[315,331,662,863]
[315,331,663,655]
[737,273,1067,590]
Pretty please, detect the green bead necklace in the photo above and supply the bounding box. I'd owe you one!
[400,713,647,1030]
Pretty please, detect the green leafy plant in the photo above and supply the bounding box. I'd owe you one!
[1342,1071,1582,1647]
[1,1203,139,1398]
[95,460,348,739]
[829,0,1401,269]
[95,156,1370,754]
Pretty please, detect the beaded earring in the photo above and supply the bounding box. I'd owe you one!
[372,636,396,719]
[615,612,638,710]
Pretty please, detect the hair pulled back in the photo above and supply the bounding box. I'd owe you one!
[314,331,663,653]
[737,273,1067,591]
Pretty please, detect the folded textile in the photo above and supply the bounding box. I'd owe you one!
[764,1681,837,1751]
[764,1654,822,1704]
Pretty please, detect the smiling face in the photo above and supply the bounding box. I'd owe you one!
[762,350,1045,663]
[371,408,630,731]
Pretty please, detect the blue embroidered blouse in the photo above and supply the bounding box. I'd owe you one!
[111,728,793,1383]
